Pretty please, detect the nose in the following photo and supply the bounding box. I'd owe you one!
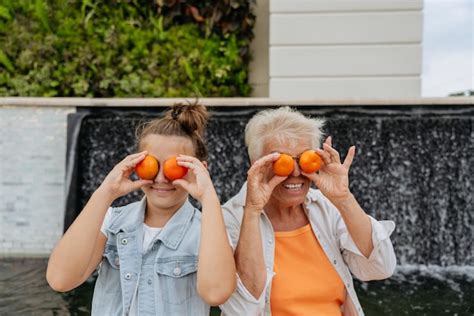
[292,159,301,177]
[154,163,170,183]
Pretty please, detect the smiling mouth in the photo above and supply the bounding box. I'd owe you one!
[283,183,304,191]
[150,187,176,193]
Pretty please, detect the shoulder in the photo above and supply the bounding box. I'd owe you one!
[103,199,145,234]
[188,206,202,228]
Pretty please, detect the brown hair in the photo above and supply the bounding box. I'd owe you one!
[136,100,209,161]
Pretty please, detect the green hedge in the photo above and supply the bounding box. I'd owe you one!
[0,0,255,97]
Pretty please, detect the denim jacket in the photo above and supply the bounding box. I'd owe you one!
[91,197,209,316]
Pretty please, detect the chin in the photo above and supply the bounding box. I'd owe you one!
[143,188,187,211]
[150,195,185,211]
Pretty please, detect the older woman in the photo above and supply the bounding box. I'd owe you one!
[219,107,396,316]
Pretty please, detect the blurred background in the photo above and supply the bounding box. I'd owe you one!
[0,0,472,315]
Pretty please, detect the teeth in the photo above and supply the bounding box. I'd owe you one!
[283,183,303,190]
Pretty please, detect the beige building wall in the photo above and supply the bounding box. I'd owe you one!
[250,0,424,98]
[249,0,270,97]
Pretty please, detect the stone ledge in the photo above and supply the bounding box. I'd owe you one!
[0,97,472,107]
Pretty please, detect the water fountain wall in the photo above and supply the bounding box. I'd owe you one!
[65,105,473,266]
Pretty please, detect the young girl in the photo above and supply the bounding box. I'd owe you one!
[47,102,236,315]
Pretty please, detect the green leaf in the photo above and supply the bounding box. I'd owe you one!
[34,0,51,32]
[0,50,14,72]
[181,58,194,81]
[0,6,12,21]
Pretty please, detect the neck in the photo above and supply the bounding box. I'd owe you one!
[144,200,184,228]
[264,199,309,231]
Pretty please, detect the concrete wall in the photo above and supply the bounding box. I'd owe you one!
[268,0,424,98]
[0,106,74,256]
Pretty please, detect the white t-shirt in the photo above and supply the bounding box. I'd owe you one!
[100,208,162,316]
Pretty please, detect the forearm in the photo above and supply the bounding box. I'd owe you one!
[235,209,267,299]
[197,191,237,305]
[48,187,114,281]
[333,193,373,257]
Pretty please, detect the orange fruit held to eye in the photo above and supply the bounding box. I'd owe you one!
[163,156,188,180]
[135,155,159,180]
[273,154,294,176]
[299,150,323,173]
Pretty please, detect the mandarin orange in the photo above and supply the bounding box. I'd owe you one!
[299,150,323,173]
[135,155,159,180]
[163,156,188,180]
[273,153,294,176]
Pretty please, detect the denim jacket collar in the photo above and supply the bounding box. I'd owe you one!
[107,197,146,235]
[107,196,195,250]
[157,199,195,250]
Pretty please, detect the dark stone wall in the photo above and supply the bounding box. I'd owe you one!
[66,105,473,266]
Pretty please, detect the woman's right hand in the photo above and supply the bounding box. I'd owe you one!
[98,151,154,200]
[245,152,287,214]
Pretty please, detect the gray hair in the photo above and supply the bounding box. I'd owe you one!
[245,107,325,162]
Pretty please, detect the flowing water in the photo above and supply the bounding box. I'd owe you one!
[0,259,472,315]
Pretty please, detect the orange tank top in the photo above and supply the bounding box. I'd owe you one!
[270,224,346,316]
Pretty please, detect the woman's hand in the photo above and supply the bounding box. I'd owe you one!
[302,136,355,204]
[245,152,287,214]
[173,155,217,203]
[98,151,154,200]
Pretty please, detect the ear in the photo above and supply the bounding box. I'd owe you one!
[202,161,208,169]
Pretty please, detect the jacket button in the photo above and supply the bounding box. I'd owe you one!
[333,259,337,265]
[268,239,273,244]
[121,238,128,245]
[125,273,132,280]
[173,267,181,276]
[147,279,152,285]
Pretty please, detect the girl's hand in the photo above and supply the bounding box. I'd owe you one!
[173,155,216,203]
[245,152,287,214]
[98,151,154,200]
[302,136,355,204]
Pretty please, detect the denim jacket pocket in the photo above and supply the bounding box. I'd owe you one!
[155,255,198,305]
[97,244,122,295]
[103,244,120,269]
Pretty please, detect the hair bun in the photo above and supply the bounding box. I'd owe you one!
[166,100,209,136]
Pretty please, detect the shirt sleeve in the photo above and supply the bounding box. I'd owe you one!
[337,213,397,281]
[220,271,274,316]
[100,207,113,238]
[219,204,272,316]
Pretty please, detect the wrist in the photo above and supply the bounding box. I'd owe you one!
[200,189,220,208]
[331,193,356,211]
[95,185,117,204]
[243,205,263,218]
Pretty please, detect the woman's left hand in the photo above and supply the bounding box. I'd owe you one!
[302,136,355,204]
[173,155,216,203]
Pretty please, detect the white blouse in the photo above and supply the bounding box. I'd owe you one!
[219,183,397,316]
